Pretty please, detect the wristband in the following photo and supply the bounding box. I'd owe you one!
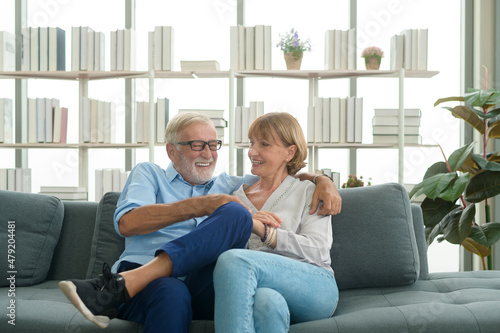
[313,173,333,185]
[261,224,268,242]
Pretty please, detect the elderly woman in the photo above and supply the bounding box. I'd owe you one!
[214,112,339,332]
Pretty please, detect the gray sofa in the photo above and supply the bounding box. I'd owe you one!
[1,183,499,333]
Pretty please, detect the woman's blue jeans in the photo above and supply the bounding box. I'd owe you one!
[213,249,339,333]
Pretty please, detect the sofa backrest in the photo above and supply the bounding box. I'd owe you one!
[331,183,428,290]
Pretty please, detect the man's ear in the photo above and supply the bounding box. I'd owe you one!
[166,143,177,161]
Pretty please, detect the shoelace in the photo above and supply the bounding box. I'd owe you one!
[97,263,116,292]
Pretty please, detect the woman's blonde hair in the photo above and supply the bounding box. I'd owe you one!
[248,112,307,175]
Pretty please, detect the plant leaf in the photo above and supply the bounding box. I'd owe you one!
[445,106,485,134]
[439,173,470,202]
[448,143,475,171]
[434,96,464,107]
[458,154,480,176]
[464,89,500,108]
[465,170,500,202]
[462,237,491,257]
[421,172,458,200]
[472,154,500,171]
[423,161,449,179]
[439,207,463,245]
[421,197,459,229]
[468,223,500,247]
[489,122,500,139]
[484,107,500,119]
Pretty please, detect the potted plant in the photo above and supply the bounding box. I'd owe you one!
[342,175,371,188]
[276,28,311,70]
[409,70,500,270]
[361,46,384,70]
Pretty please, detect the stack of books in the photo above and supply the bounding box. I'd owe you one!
[0,31,15,71]
[71,26,105,71]
[0,168,31,192]
[178,109,227,140]
[307,96,363,144]
[39,186,87,201]
[234,101,264,143]
[95,168,129,201]
[136,97,170,144]
[180,60,219,71]
[21,27,65,71]
[372,108,421,144]
[324,29,356,70]
[0,98,13,143]
[230,25,272,71]
[110,28,136,71]
[80,97,115,144]
[315,168,340,189]
[27,98,68,143]
[148,26,173,71]
[391,28,428,70]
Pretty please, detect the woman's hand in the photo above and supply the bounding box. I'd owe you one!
[251,211,282,239]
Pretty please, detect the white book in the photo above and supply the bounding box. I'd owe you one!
[354,97,363,143]
[230,26,239,71]
[21,28,30,71]
[245,26,255,70]
[180,60,220,71]
[314,97,323,143]
[0,31,16,71]
[0,99,4,142]
[234,106,242,143]
[30,27,39,71]
[264,25,272,70]
[334,29,341,70]
[254,25,265,70]
[39,27,49,71]
[156,98,169,143]
[401,29,412,70]
[48,27,65,71]
[0,98,13,143]
[143,101,150,143]
[347,28,356,70]
[249,101,257,125]
[373,134,422,144]
[40,186,87,193]
[95,169,103,201]
[241,106,250,143]
[256,101,264,117]
[36,98,45,142]
[90,99,98,143]
[41,192,87,200]
[330,97,340,143]
[44,98,54,143]
[178,109,224,118]
[390,34,404,70]
[97,100,105,143]
[372,116,421,126]
[81,96,91,143]
[124,29,136,71]
[374,109,421,117]
[53,106,62,143]
[148,31,154,70]
[116,29,124,71]
[7,168,15,191]
[120,170,129,191]
[0,168,7,190]
[324,30,334,70]
[94,31,105,71]
[340,30,348,70]
[79,27,89,71]
[162,26,173,71]
[411,29,418,70]
[307,105,315,143]
[346,96,355,143]
[372,125,420,135]
[102,168,113,195]
[110,30,117,71]
[417,28,428,70]
[339,97,347,143]
[15,168,23,192]
[104,102,113,144]
[87,30,94,71]
[21,168,31,193]
[153,26,162,70]
[71,27,79,71]
[322,97,330,142]
[28,98,37,143]
[112,168,121,191]
[238,25,245,70]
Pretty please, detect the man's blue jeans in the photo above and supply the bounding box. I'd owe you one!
[117,202,253,333]
[213,249,339,333]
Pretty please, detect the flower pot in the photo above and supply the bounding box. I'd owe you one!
[364,56,381,70]
[284,52,303,70]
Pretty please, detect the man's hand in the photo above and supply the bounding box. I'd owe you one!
[310,176,342,215]
[252,211,282,228]
[197,194,251,217]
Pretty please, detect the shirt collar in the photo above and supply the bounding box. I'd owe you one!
[165,163,216,188]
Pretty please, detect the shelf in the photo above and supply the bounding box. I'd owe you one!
[0,143,150,148]
[234,143,439,149]
[234,69,439,80]
[0,70,150,81]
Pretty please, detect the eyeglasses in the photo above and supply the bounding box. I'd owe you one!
[177,140,222,151]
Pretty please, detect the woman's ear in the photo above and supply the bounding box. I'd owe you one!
[287,145,297,161]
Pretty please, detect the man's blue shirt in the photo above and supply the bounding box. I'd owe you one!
[111,162,258,272]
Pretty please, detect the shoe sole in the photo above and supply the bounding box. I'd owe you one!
[59,281,111,329]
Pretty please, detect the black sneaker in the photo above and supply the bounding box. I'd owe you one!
[59,263,130,328]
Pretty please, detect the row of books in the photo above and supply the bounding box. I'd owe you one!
[148,26,173,71]
[81,97,115,143]
[27,98,68,143]
[372,108,421,144]
[391,28,428,70]
[95,168,129,201]
[0,98,13,143]
[71,26,105,71]
[21,27,66,71]
[315,168,341,189]
[0,168,31,192]
[230,25,272,71]
[39,186,87,201]
[234,101,265,143]
[177,109,227,139]
[110,29,136,71]
[136,98,170,143]
[307,97,363,144]
[0,31,15,71]
[324,29,356,70]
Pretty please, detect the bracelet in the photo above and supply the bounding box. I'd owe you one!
[264,227,277,248]
[313,173,333,185]
[261,224,268,242]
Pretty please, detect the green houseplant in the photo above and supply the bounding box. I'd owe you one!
[410,73,500,269]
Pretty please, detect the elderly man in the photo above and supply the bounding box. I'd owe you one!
[59,112,341,333]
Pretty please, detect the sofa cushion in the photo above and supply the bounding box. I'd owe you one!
[86,192,125,279]
[330,183,420,290]
[0,190,64,286]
